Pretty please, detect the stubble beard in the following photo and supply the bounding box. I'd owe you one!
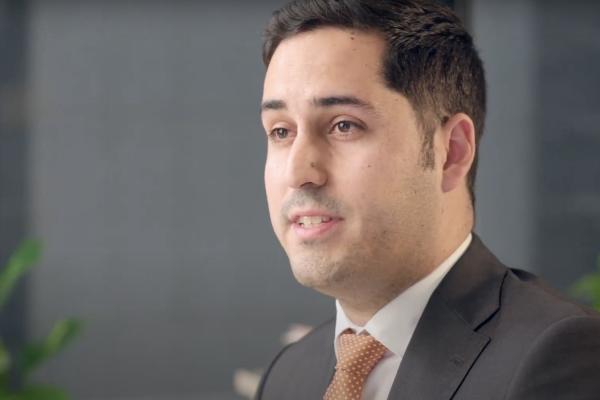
[286,217,415,306]
[285,199,435,311]
[288,240,359,296]
[277,171,438,306]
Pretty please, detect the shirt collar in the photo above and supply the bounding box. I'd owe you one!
[334,233,473,357]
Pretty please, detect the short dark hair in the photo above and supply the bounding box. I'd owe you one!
[263,0,486,205]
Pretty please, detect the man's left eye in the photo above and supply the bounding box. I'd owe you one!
[333,121,358,134]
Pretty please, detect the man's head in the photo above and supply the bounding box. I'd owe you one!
[260,0,486,319]
[263,0,486,204]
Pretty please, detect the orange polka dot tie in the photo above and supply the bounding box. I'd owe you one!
[323,330,388,400]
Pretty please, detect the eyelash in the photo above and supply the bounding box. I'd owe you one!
[332,120,362,135]
[267,120,363,142]
[267,127,291,142]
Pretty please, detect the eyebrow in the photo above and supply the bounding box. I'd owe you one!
[261,99,287,112]
[313,96,374,110]
[260,95,375,114]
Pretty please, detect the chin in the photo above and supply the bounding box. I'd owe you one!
[288,253,350,293]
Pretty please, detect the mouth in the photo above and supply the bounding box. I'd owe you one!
[289,213,343,240]
[296,215,334,228]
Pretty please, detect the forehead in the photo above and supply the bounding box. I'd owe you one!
[263,27,388,102]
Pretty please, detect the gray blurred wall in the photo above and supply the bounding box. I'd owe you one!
[472,0,536,271]
[28,1,330,399]
[19,0,600,399]
[473,0,600,290]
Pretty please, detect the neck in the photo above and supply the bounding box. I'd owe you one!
[336,227,473,327]
[337,299,384,327]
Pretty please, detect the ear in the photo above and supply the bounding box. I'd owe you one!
[440,113,476,193]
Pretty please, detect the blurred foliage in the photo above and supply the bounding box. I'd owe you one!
[571,255,600,311]
[0,240,82,400]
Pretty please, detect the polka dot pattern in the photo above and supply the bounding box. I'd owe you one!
[323,330,388,400]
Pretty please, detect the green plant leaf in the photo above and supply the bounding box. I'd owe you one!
[0,240,42,310]
[11,384,69,400]
[572,275,600,298]
[571,255,600,312]
[0,339,10,391]
[0,339,11,375]
[20,319,83,377]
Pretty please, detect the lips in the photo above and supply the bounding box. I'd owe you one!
[297,215,333,228]
[289,211,342,240]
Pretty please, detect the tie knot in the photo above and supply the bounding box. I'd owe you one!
[336,331,388,374]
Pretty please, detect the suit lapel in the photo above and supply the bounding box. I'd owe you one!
[387,293,490,399]
[302,343,336,399]
[388,234,507,400]
[289,320,336,400]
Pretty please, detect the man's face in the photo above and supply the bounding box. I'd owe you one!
[261,28,442,302]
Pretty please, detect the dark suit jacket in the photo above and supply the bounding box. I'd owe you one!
[256,235,600,399]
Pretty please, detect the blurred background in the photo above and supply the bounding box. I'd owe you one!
[0,0,598,399]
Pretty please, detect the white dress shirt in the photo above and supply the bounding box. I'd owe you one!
[333,234,472,400]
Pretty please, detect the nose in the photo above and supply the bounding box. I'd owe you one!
[285,133,328,189]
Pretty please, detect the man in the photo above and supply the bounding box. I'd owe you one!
[256,1,600,399]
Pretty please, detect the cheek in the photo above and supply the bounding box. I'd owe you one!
[264,158,285,222]
[346,153,416,213]
[334,157,389,212]
[360,148,403,185]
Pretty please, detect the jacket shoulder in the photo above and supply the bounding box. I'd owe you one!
[456,265,600,399]
[504,314,600,399]
[502,267,599,322]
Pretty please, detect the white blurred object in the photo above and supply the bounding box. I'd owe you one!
[233,368,263,399]
[233,323,314,398]
[281,323,313,345]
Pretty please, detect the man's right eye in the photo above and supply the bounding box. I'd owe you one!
[270,127,289,140]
